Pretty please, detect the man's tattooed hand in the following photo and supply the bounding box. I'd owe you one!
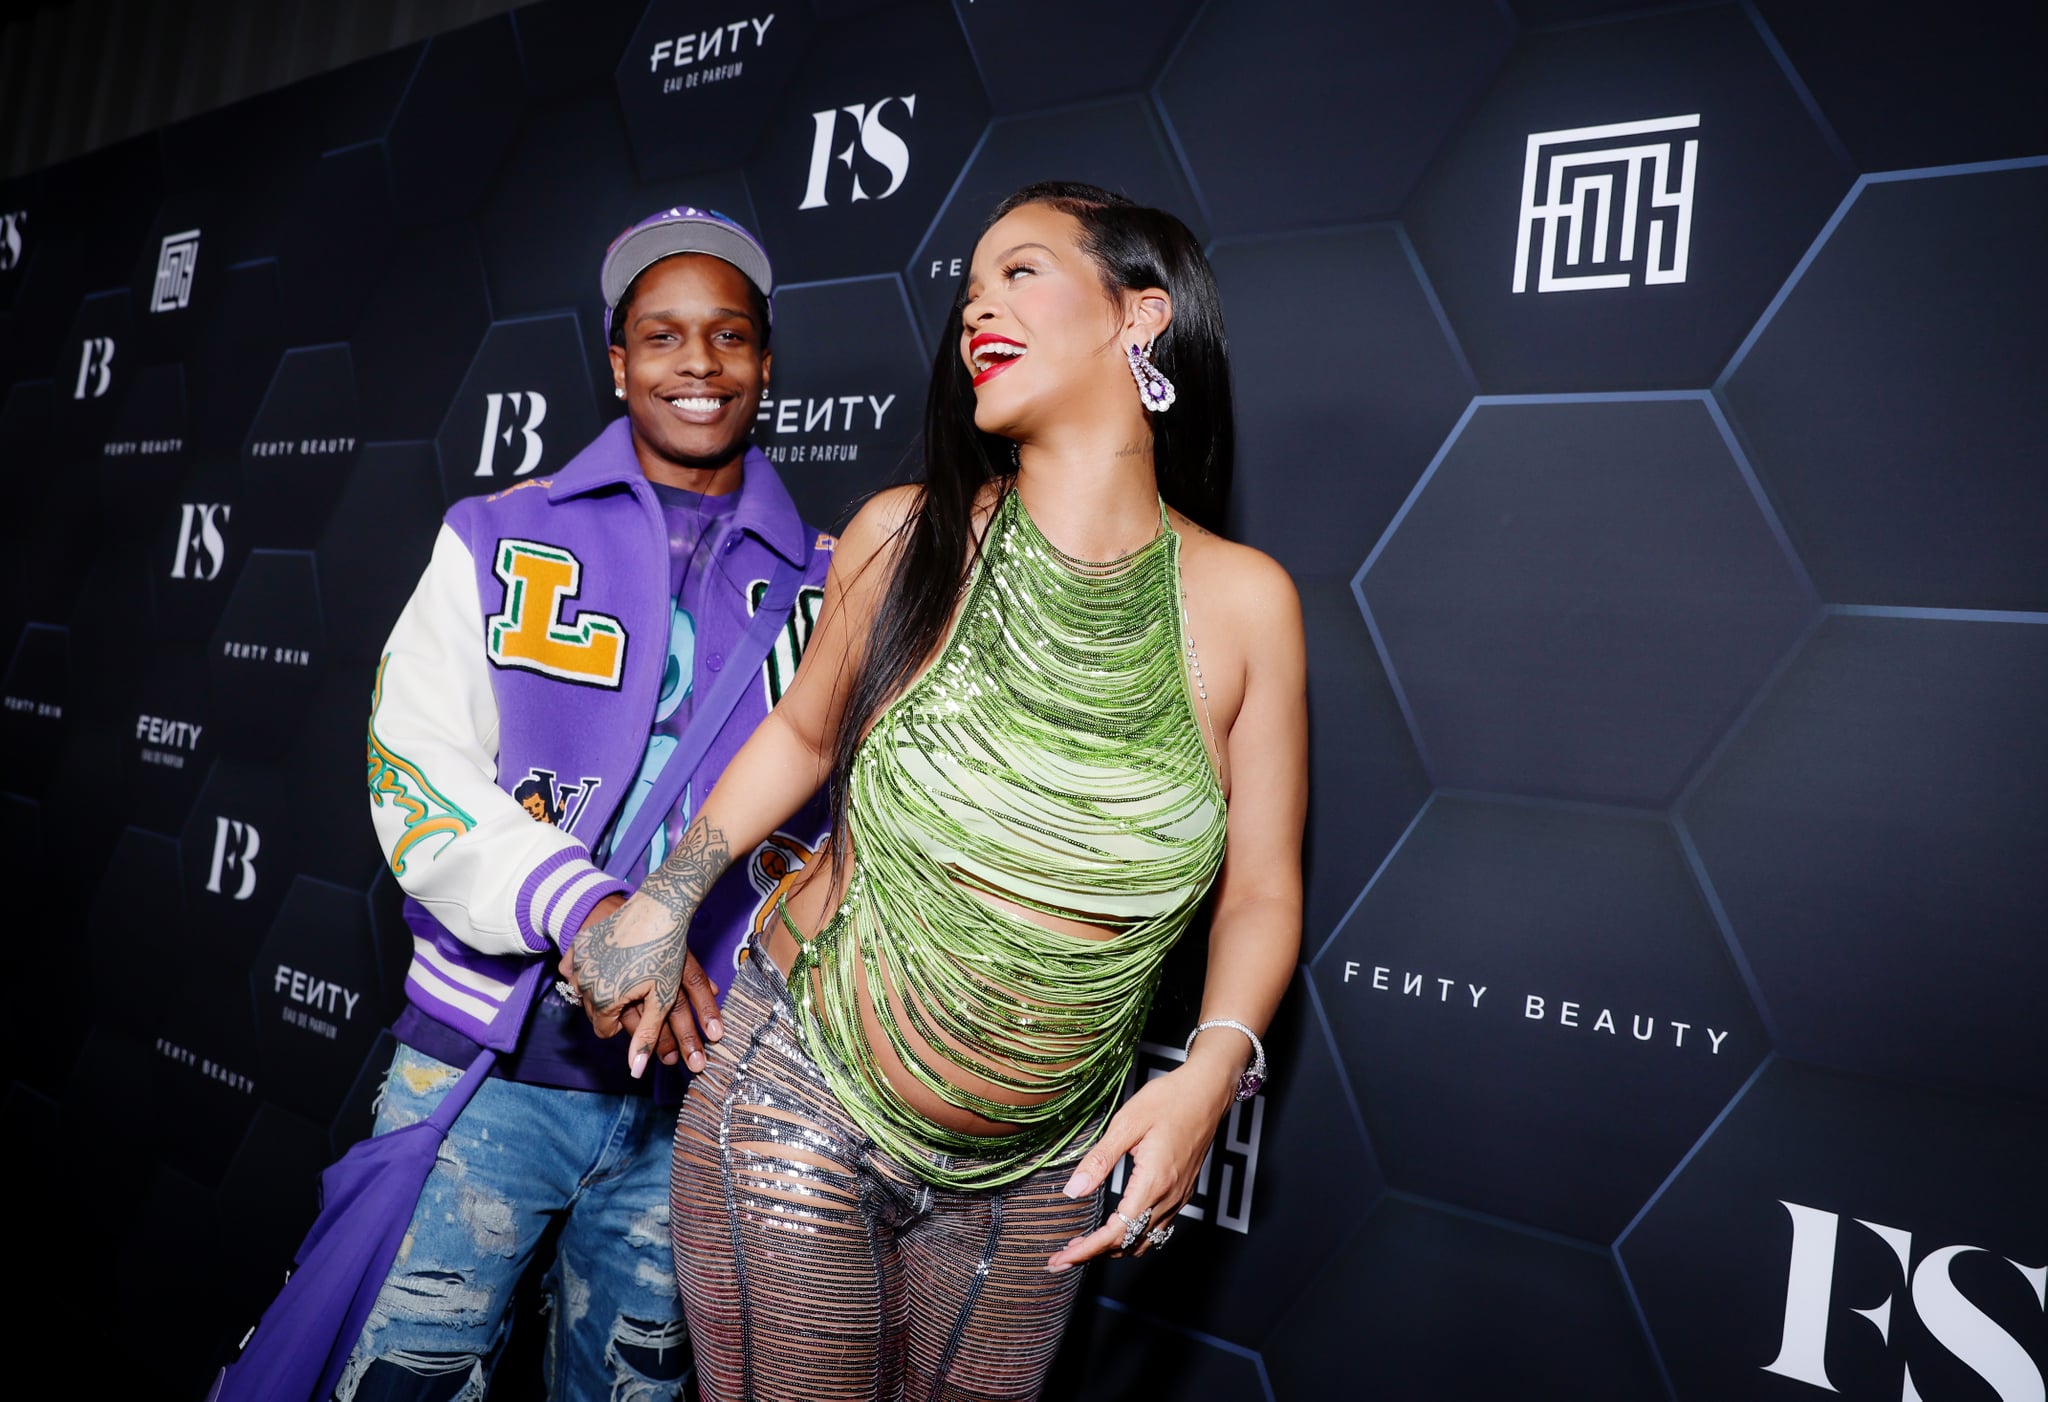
[571,815,734,1073]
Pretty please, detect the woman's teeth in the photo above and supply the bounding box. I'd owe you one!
[972,344,1025,373]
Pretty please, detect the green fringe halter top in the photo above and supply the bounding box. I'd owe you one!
[784,488,1228,1190]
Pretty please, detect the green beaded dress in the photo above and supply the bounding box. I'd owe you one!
[783,488,1227,1189]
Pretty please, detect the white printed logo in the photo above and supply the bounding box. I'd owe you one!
[1765,1200,2046,1400]
[206,816,261,901]
[648,13,775,92]
[151,228,201,311]
[799,97,916,209]
[476,391,549,477]
[1110,1041,1264,1235]
[1512,114,1699,293]
[73,337,116,399]
[0,210,23,270]
[170,503,231,580]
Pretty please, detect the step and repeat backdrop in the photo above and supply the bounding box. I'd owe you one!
[2,1,2044,1397]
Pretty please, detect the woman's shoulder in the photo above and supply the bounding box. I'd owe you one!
[1173,514,1299,621]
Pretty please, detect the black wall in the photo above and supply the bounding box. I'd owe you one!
[2,2,2044,1398]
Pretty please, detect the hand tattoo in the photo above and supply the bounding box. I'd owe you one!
[572,816,732,1017]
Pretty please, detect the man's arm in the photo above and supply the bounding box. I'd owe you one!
[369,524,631,958]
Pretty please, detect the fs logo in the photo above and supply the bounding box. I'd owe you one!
[0,210,23,269]
[170,503,231,580]
[73,337,116,399]
[476,391,549,477]
[1765,1200,2047,1400]
[1513,113,1699,294]
[151,228,200,312]
[205,816,261,900]
[1110,1040,1264,1235]
[799,96,916,209]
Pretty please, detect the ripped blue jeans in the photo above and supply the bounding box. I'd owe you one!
[333,1045,688,1402]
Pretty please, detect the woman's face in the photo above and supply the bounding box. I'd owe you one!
[958,203,1137,441]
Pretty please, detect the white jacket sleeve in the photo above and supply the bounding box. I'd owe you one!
[366,524,630,956]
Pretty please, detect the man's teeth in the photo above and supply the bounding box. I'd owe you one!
[668,396,724,412]
[973,343,1025,373]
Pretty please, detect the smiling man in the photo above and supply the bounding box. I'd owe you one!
[341,208,833,1401]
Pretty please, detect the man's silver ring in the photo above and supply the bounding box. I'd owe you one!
[553,978,582,1006]
[1145,1223,1175,1249]
[1115,1208,1151,1251]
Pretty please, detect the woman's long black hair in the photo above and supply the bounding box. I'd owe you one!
[825,181,1235,852]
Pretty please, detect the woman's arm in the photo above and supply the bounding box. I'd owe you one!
[570,485,921,1075]
[1050,549,1307,1269]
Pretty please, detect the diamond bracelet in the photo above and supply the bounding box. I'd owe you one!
[1184,1018,1268,1101]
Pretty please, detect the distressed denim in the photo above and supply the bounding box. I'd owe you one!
[333,1045,689,1402]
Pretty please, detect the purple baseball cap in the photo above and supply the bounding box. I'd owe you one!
[600,205,774,339]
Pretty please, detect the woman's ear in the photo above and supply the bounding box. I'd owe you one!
[1127,288,1174,344]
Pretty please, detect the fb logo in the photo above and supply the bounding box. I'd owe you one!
[205,817,261,900]
[1512,113,1699,293]
[1765,1200,2047,1400]
[486,539,628,687]
[73,337,115,399]
[170,503,231,580]
[0,210,23,270]
[798,96,916,209]
[476,391,548,477]
[151,229,200,312]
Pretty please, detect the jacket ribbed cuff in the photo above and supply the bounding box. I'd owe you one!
[518,849,632,953]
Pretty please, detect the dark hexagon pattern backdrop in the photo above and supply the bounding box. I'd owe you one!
[2,2,2044,1398]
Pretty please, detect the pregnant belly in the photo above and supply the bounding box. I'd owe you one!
[771,854,1116,1140]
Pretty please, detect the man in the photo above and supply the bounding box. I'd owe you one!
[349,207,831,1400]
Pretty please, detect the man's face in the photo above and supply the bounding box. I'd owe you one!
[521,793,552,824]
[608,254,770,473]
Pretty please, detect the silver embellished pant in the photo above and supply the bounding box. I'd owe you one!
[668,937,1103,1401]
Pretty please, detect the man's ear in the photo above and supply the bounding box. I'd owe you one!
[608,342,627,396]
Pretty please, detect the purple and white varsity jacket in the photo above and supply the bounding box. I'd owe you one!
[366,417,833,1047]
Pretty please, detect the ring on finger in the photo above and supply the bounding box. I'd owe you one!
[1115,1208,1152,1252]
[1145,1223,1175,1249]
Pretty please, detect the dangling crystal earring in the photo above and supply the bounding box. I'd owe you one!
[1127,341,1175,413]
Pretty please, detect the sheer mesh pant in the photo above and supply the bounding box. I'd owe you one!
[669,940,1104,1401]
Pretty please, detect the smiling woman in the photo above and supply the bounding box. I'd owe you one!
[571,181,1307,1402]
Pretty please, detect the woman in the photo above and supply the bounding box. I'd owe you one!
[571,181,1306,1400]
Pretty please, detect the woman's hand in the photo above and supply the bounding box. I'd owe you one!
[569,888,723,1077]
[1046,1052,1242,1271]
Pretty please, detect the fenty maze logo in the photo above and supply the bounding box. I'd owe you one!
[800,96,916,209]
[1765,1200,2046,1400]
[1513,114,1699,294]
[151,229,200,312]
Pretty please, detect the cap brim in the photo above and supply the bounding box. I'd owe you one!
[601,220,773,310]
